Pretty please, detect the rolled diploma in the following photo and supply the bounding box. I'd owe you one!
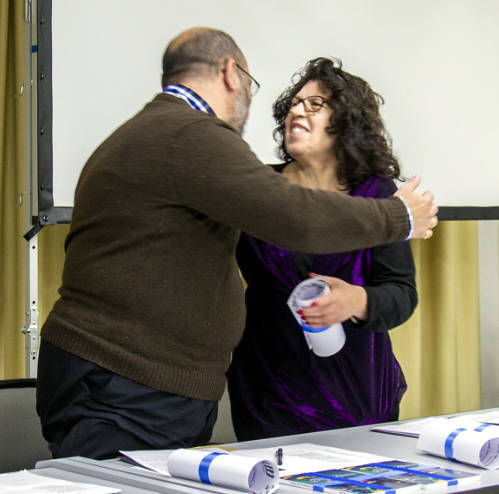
[417,418,499,469]
[167,449,279,494]
[287,278,346,357]
[445,418,499,439]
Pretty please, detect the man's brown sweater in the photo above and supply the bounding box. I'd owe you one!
[41,94,409,401]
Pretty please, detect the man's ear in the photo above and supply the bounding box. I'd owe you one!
[222,58,240,93]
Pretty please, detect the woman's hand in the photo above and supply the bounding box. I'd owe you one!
[298,273,368,328]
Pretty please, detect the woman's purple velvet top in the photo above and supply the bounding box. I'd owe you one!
[227,167,417,441]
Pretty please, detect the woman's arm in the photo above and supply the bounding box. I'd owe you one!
[299,240,417,331]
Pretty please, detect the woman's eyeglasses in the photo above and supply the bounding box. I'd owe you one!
[290,96,330,113]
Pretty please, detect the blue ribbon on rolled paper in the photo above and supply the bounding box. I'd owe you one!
[301,324,329,333]
[474,423,494,432]
[444,428,467,461]
[198,452,226,484]
[444,424,496,461]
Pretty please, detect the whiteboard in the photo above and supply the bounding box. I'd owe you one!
[43,0,499,214]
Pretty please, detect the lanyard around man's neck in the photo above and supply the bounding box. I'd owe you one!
[163,83,216,116]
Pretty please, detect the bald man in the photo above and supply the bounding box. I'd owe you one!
[36,27,437,460]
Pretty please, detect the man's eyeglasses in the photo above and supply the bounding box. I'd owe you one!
[290,96,330,113]
[236,63,260,97]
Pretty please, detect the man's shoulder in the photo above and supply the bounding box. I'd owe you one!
[99,93,232,150]
[141,93,233,131]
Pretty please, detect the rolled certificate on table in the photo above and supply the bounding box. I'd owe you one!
[287,278,346,357]
[167,449,279,494]
[417,418,499,469]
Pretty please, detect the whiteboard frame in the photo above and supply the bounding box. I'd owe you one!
[33,0,499,224]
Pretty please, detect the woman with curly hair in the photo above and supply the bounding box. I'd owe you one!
[227,57,418,440]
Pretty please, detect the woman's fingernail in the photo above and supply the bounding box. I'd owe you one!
[297,310,303,315]
[310,302,318,308]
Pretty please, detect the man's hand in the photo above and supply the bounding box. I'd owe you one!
[394,175,438,239]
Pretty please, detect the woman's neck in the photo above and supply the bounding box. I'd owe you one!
[283,159,349,194]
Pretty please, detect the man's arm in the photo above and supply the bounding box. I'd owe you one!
[172,119,438,253]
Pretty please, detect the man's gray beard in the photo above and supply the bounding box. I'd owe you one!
[229,85,250,135]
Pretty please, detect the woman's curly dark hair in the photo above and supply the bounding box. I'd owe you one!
[273,57,402,188]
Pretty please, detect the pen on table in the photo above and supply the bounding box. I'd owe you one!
[275,447,283,466]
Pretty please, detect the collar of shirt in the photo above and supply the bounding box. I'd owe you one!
[163,83,216,116]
